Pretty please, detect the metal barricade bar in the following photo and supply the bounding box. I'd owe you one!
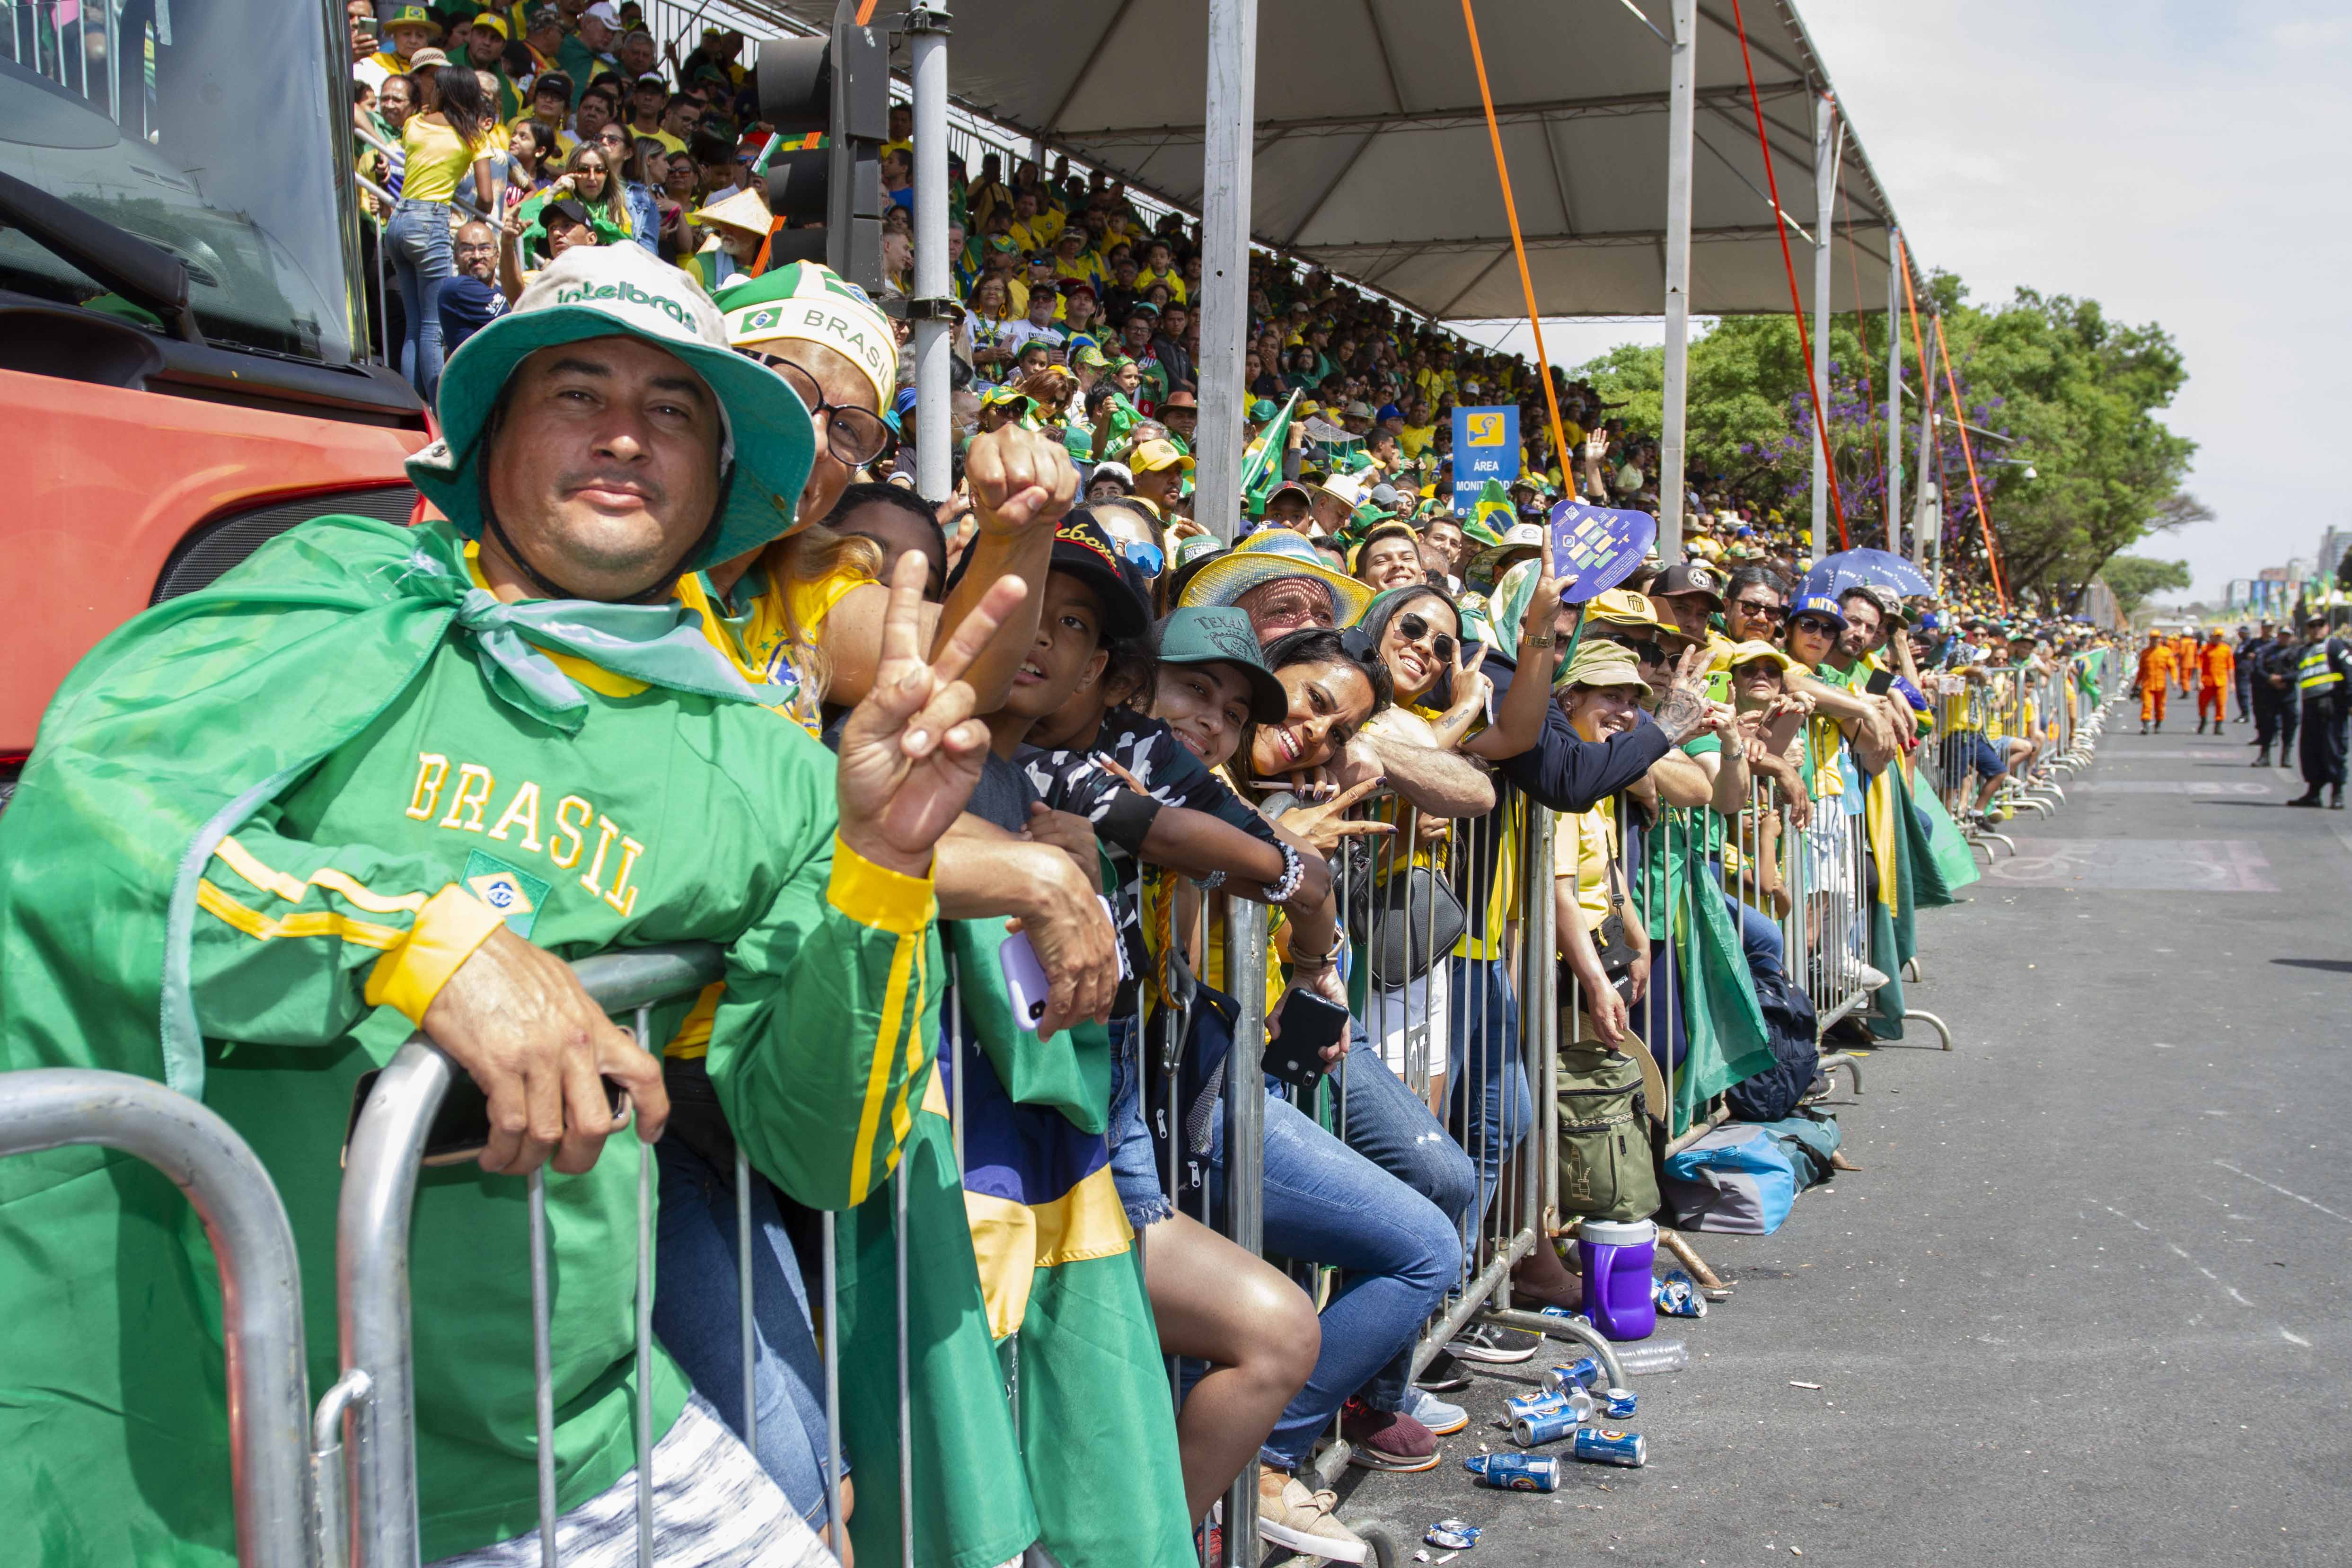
[0,1070,316,1568]
[336,943,724,1568]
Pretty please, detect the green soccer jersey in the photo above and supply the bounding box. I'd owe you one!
[0,516,941,1565]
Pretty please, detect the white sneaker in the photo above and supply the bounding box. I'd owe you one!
[1257,1470,1369,1565]
[1857,963,1892,991]
[1404,1384,1469,1436]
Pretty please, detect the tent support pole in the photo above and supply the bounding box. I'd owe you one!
[1196,0,1259,546]
[1809,91,1834,561]
[1915,365,1940,588]
[908,5,953,503]
[1657,0,1696,563]
[1885,225,1901,554]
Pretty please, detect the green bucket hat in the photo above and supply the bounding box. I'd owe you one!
[406,242,817,573]
[1559,638,1644,691]
[1156,607,1287,722]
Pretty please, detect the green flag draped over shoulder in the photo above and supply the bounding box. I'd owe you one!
[1242,389,1301,514]
[1672,846,1775,1134]
[940,918,1192,1568]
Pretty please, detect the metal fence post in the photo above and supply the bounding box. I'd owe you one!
[0,1070,317,1568]
[1218,898,1268,1565]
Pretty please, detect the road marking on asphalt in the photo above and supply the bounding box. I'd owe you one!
[2078,780,2273,794]
[1985,839,2276,891]
[2213,1160,2352,1227]
[2282,1329,2313,1348]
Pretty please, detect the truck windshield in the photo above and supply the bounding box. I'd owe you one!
[1,0,354,362]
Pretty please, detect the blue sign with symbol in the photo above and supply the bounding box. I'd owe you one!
[1452,405,1519,513]
[1546,500,1656,604]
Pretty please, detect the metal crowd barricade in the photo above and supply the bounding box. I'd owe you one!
[336,940,729,1561]
[0,1070,316,1568]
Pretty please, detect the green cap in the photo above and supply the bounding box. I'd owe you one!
[1249,397,1279,423]
[1155,607,1287,722]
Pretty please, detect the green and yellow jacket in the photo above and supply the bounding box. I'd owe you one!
[0,515,939,1565]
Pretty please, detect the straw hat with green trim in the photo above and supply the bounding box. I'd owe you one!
[381,2,441,38]
[1178,527,1374,626]
[406,242,816,572]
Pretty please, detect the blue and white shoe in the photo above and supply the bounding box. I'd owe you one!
[1404,1384,1468,1436]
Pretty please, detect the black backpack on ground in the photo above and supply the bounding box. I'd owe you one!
[1723,967,1821,1123]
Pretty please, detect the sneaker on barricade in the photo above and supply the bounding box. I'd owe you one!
[1415,1349,1472,1393]
[1341,1400,1442,1471]
[1257,1469,1370,1563]
[1404,1384,1469,1436]
[1445,1321,1540,1364]
[1857,963,1893,992]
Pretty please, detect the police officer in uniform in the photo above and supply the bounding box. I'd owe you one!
[2286,611,2351,809]
[2250,622,2301,768]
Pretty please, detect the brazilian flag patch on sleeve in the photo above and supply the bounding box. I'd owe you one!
[463,850,550,939]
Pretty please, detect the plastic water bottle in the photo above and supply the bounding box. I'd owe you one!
[1612,1339,1689,1376]
[1578,1218,1659,1340]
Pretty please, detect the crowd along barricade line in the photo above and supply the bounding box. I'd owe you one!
[0,1069,317,1568]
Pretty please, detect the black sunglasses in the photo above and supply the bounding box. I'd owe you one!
[758,355,895,467]
[1395,611,1455,664]
[1790,616,1841,637]
[1732,598,1787,622]
[1621,638,1667,664]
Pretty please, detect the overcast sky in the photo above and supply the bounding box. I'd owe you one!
[1457,0,2351,599]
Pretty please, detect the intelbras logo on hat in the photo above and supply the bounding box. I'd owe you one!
[555,279,696,330]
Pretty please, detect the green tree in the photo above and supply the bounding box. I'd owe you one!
[2099,555,2192,615]
[1574,275,2196,601]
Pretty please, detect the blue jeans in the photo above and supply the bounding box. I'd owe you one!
[651,1136,837,1527]
[1334,1024,1478,1227]
[385,198,455,396]
[1105,1013,1174,1228]
[1443,955,1532,1225]
[1206,1088,1460,1468]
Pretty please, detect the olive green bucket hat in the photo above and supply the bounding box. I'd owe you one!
[406,242,818,573]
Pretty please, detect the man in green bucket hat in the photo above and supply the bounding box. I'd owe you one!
[0,240,1020,1566]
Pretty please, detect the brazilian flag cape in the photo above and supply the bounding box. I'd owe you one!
[832,921,1195,1568]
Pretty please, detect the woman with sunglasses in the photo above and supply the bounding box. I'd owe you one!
[690,262,1064,740]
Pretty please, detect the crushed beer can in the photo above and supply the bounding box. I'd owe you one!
[1570,1427,1648,1468]
[1425,1520,1481,1548]
[1463,1451,1563,1491]
[1653,1268,1708,1318]
[1542,1355,1608,1394]
[1593,1386,1638,1420]
[1512,1409,1582,1446]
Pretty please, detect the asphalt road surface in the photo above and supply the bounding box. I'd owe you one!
[1307,703,2350,1568]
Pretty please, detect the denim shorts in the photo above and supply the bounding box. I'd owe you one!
[1104,1014,1174,1229]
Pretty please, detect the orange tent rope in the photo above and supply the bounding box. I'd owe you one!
[1728,0,1847,548]
[1931,313,2009,608]
[1895,235,1939,568]
[1460,0,1572,494]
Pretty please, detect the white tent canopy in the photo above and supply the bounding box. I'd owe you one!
[755,0,1910,320]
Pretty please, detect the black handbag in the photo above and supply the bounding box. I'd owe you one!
[1345,856,1469,987]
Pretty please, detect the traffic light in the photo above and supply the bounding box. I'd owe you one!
[754,3,889,294]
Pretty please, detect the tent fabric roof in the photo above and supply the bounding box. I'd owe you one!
[759,0,1910,320]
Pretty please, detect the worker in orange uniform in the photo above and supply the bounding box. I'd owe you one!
[2196,629,2234,733]
[2174,629,2199,704]
[2136,629,2178,733]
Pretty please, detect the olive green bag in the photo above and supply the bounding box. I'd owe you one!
[1555,1039,1660,1222]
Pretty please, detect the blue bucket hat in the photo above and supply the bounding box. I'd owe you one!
[405,242,818,574]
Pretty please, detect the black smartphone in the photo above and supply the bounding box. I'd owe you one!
[1264,990,1350,1092]
[345,1068,630,1167]
[1865,669,1895,696]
